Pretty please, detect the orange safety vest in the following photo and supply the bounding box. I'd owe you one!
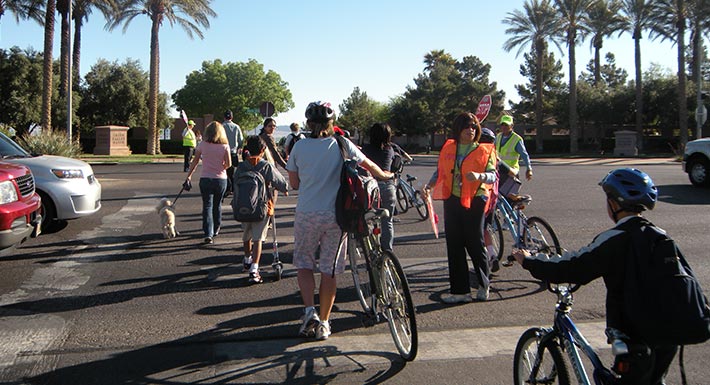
[432,139,495,210]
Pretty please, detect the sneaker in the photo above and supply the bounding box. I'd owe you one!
[299,307,320,338]
[491,259,500,273]
[477,286,490,301]
[315,320,331,340]
[441,293,473,304]
[243,257,252,272]
[214,227,220,236]
[204,237,213,244]
[248,271,263,284]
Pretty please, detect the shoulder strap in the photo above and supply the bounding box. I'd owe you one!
[334,135,347,160]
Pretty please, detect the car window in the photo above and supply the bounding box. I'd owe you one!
[0,133,30,158]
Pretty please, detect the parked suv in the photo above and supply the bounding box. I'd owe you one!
[0,132,101,229]
[0,161,42,252]
[683,138,710,187]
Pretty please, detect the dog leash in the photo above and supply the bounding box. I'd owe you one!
[172,180,192,207]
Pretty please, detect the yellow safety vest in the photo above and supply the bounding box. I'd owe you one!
[495,132,523,175]
[183,128,196,148]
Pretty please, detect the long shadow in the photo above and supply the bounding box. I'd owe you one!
[656,184,710,205]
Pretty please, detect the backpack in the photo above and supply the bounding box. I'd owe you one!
[390,152,404,174]
[334,136,380,235]
[622,221,710,346]
[231,161,269,222]
[286,132,304,156]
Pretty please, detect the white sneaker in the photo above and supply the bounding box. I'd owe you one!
[442,293,473,304]
[477,286,490,301]
[315,320,331,340]
[298,307,320,338]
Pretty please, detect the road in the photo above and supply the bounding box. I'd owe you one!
[1,156,709,384]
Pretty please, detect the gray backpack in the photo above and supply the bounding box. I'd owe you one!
[232,161,268,222]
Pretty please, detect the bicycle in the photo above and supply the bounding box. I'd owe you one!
[486,193,561,267]
[394,162,429,220]
[347,208,418,361]
[513,281,634,385]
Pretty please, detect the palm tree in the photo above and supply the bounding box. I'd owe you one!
[686,0,710,140]
[503,0,563,152]
[620,0,658,150]
[0,0,44,23]
[72,0,119,88]
[585,0,626,86]
[56,0,70,97]
[555,0,594,154]
[109,0,215,155]
[41,0,56,131]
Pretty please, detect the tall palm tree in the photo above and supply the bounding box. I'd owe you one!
[41,0,56,131]
[585,0,626,86]
[0,0,44,23]
[109,0,215,155]
[652,0,690,146]
[72,0,119,89]
[620,0,658,150]
[503,0,563,152]
[56,0,70,97]
[555,0,594,154]
[686,0,710,140]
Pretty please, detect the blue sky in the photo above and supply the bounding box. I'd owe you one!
[0,0,681,130]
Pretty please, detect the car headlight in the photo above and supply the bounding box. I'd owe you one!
[52,169,84,179]
[0,180,18,204]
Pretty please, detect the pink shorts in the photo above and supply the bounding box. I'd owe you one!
[293,211,347,275]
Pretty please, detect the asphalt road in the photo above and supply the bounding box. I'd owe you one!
[1,156,709,385]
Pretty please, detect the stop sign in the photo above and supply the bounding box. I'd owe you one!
[260,101,275,117]
[696,105,707,125]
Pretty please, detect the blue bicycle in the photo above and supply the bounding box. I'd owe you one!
[513,282,627,385]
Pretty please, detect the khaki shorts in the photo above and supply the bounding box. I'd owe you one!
[241,216,270,242]
[293,211,347,275]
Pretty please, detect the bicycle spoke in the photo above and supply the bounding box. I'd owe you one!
[380,252,418,361]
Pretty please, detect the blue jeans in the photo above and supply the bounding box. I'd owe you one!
[199,177,227,238]
[378,181,396,252]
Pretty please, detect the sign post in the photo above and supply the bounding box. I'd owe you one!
[260,101,275,118]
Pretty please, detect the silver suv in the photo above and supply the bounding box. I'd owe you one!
[683,138,710,187]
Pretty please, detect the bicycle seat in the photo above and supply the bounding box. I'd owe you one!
[508,194,532,208]
[365,208,390,220]
[406,174,417,183]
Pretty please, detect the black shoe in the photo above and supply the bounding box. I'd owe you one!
[491,259,500,273]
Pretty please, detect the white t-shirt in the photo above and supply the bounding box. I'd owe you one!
[286,136,365,213]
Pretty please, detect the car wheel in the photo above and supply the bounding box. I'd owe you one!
[38,191,58,231]
[688,157,710,187]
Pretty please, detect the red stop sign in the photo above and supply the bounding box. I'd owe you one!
[475,95,492,122]
[260,101,275,117]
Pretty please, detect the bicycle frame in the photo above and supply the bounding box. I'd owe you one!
[397,174,418,202]
[495,195,526,248]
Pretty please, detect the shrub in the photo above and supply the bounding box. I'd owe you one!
[17,129,83,158]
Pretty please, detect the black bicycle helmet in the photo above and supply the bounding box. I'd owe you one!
[599,168,657,211]
[305,101,335,123]
[480,127,495,144]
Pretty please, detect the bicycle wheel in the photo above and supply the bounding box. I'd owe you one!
[413,191,429,220]
[522,217,561,256]
[396,184,409,214]
[486,212,504,262]
[380,251,418,361]
[513,328,571,385]
[348,234,372,314]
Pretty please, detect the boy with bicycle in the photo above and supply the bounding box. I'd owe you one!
[512,168,677,384]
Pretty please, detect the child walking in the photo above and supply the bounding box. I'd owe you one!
[237,136,288,283]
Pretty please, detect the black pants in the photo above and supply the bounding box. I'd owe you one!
[183,146,194,172]
[225,153,239,193]
[648,345,677,385]
[443,195,489,294]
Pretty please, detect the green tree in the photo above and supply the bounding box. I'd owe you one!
[510,47,566,125]
[171,58,294,131]
[580,52,629,88]
[109,0,216,155]
[503,0,562,152]
[620,0,659,148]
[79,58,150,131]
[41,0,57,131]
[0,47,46,133]
[0,0,44,23]
[585,0,625,86]
[337,87,387,144]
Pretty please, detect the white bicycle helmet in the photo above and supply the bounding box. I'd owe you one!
[305,101,335,123]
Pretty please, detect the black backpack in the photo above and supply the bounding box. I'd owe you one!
[286,133,303,156]
[622,221,710,346]
[231,161,269,222]
[334,136,380,235]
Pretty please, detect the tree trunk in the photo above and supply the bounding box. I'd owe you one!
[593,38,601,86]
[569,30,579,154]
[147,16,160,155]
[535,41,545,153]
[41,0,57,131]
[634,30,644,151]
[677,0,688,148]
[73,17,82,91]
[58,0,69,98]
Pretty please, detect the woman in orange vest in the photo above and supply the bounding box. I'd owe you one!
[425,112,497,303]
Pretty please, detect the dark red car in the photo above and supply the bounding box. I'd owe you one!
[0,161,42,253]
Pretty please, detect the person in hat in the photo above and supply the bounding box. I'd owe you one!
[495,114,532,200]
[223,109,244,196]
[182,120,198,172]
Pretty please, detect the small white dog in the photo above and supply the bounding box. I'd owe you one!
[157,198,178,239]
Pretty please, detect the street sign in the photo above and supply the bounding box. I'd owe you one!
[695,105,707,125]
[260,101,275,117]
[475,95,492,122]
[246,108,259,114]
